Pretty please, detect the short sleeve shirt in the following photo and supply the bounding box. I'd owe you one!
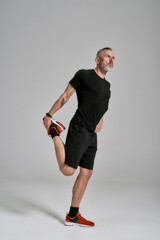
[69,69,111,131]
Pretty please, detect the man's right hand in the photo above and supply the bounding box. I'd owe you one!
[43,116,52,130]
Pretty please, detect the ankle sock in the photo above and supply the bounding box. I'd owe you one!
[48,128,59,139]
[68,206,79,218]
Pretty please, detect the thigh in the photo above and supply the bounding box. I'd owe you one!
[79,133,97,170]
[65,123,90,169]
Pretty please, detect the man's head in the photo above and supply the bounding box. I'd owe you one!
[95,47,115,72]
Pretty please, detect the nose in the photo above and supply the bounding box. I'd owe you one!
[109,58,113,64]
[110,58,114,65]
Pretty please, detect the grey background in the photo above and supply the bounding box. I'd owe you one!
[0,0,160,184]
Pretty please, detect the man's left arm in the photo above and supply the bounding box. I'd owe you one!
[95,116,103,133]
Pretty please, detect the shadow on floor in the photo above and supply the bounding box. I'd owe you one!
[0,194,64,224]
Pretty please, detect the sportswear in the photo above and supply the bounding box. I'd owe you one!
[68,206,79,218]
[48,118,65,138]
[65,211,95,227]
[69,69,111,131]
[65,118,97,170]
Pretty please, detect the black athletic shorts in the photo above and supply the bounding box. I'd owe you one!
[65,119,97,170]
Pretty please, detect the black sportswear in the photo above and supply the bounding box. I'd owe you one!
[69,69,111,131]
[65,118,97,170]
[68,206,79,218]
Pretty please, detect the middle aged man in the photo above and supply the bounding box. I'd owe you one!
[43,47,115,227]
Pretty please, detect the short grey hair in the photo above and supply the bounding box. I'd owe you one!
[96,47,113,57]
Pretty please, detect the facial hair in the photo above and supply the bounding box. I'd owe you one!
[101,63,113,72]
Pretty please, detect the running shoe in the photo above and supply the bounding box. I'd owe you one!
[48,118,65,138]
[65,212,95,227]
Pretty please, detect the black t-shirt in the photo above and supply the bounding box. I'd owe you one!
[69,69,111,131]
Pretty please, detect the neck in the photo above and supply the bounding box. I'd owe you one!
[94,67,107,79]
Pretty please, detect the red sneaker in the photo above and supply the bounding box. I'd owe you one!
[48,118,65,138]
[65,212,95,227]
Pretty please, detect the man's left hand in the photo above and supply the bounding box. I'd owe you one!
[95,117,103,133]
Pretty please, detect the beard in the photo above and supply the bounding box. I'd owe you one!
[101,63,113,72]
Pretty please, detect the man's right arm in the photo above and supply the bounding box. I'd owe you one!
[43,83,75,130]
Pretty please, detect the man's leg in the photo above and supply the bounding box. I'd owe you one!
[65,167,95,227]
[53,136,76,176]
[71,167,93,207]
[47,118,76,176]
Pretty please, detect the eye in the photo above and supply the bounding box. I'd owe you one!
[105,55,115,60]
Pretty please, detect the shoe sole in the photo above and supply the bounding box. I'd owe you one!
[51,118,65,132]
[64,221,94,227]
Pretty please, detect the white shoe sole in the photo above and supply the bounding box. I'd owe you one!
[51,118,65,132]
[64,221,94,227]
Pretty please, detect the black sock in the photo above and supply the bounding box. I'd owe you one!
[68,206,79,218]
[49,128,59,139]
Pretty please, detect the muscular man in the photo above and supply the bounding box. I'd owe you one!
[43,47,115,227]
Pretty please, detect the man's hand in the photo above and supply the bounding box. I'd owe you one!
[43,116,52,130]
[95,117,103,133]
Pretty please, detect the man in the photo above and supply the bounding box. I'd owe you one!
[43,47,115,227]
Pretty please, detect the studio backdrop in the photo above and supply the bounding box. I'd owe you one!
[0,0,160,184]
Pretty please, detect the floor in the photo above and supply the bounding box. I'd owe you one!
[0,180,160,240]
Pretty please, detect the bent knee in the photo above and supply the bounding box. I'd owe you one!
[60,165,76,176]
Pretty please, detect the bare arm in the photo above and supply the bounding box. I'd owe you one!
[43,83,75,129]
[48,83,75,116]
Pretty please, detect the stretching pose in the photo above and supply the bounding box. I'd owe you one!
[43,47,115,227]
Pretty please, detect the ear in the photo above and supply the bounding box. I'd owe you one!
[95,57,100,65]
